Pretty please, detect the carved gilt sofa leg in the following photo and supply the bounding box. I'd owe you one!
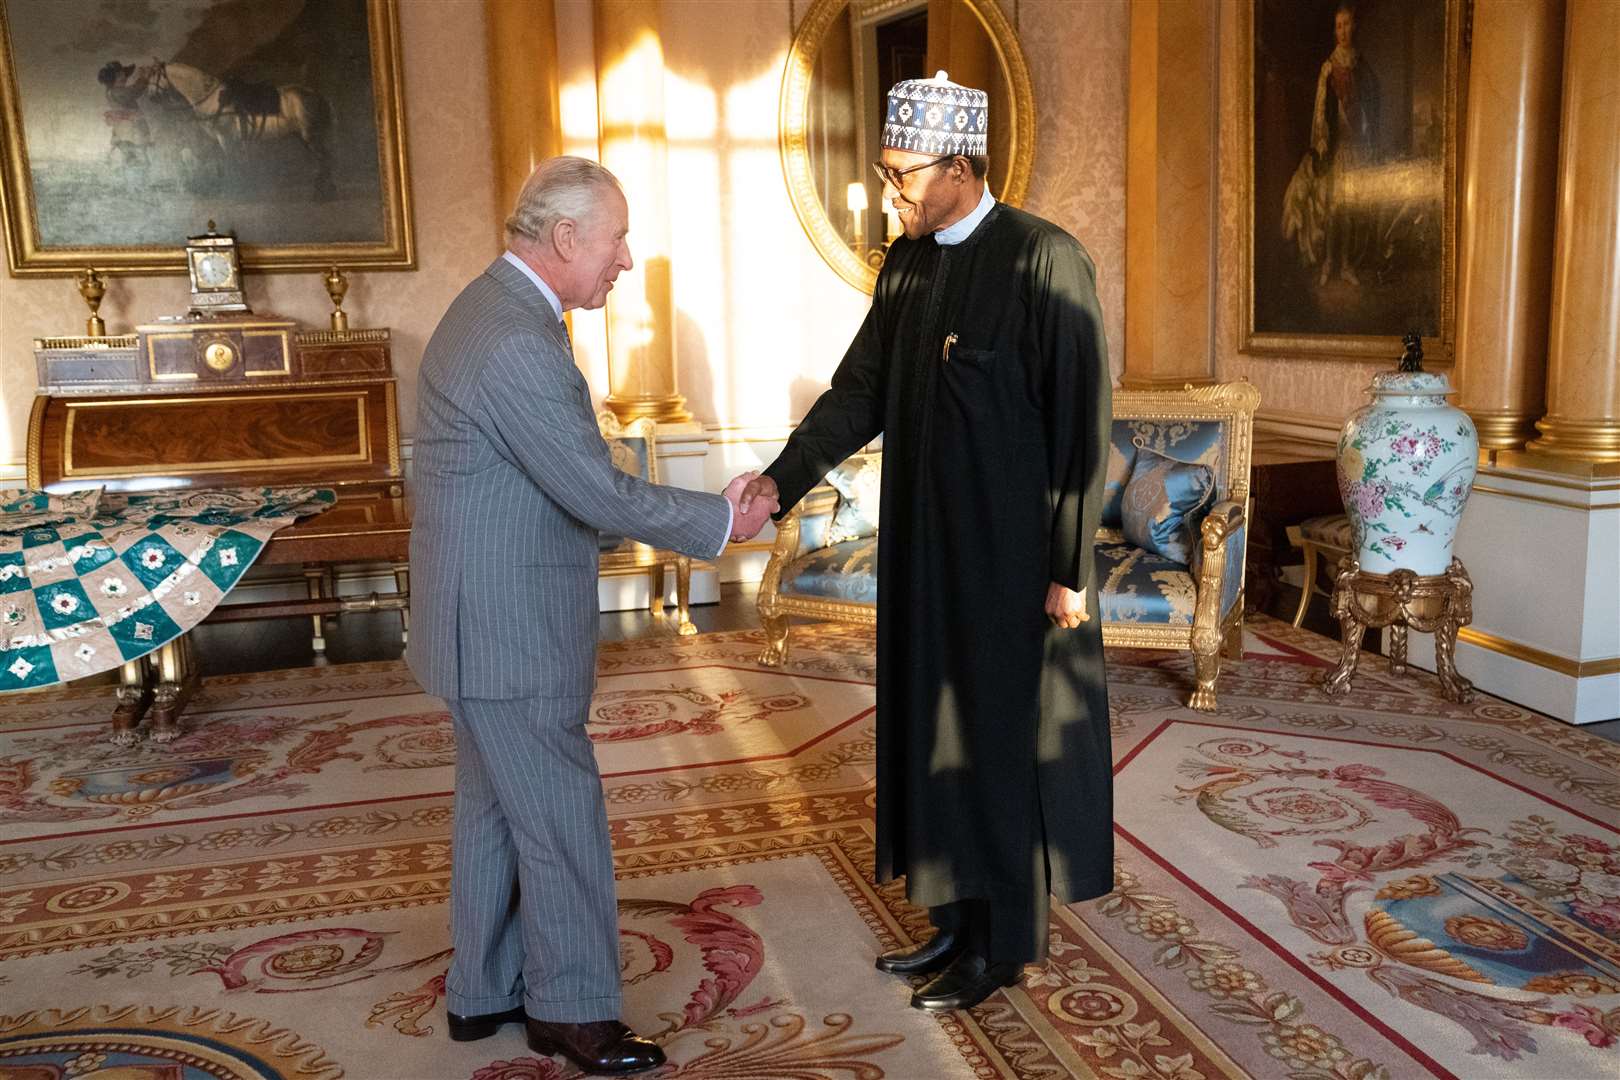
[1189,626,1223,713]
[756,507,801,666]
[759,612,790,666]
[1189,517,1235,713]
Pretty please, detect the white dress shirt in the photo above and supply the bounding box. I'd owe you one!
[501,250,564,322]
[934,185,996,246]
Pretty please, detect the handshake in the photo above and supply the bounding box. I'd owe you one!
[721,472,780,543]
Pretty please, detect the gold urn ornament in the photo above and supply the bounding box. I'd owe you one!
[324,266,350,332]
[76,267,108,336]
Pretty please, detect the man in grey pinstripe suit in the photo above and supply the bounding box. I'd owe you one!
[408,157,773,1075]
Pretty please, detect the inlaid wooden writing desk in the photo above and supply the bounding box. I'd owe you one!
[30,320,409,740]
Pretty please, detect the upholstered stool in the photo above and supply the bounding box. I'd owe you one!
[1284,513,1351,627]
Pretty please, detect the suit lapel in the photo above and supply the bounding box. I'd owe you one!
[483,258,591,413]
[484,256,569,346]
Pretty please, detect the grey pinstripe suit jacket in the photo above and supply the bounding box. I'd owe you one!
[407,256,730,700]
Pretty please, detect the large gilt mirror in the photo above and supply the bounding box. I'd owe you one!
[781,0,1036,293]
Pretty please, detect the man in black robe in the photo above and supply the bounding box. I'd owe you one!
[733,72,1113,1011]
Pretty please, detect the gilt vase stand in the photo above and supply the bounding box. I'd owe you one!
[1318,555,1475,703]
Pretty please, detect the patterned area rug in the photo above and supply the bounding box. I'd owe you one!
[0,618,1615,1079]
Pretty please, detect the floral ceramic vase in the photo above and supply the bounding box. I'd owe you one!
[1336,335,1478,576]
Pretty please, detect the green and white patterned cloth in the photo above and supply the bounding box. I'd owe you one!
[0,486,335,692]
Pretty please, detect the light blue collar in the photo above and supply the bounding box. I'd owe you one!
[502,250,564,322]
[934,185,995,246]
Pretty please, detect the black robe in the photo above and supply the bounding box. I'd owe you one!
[765,202,1114,961]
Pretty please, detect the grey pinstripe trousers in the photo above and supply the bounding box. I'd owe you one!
[445,695,621,1022]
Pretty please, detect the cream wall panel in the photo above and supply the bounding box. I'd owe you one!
[1015,0,1129,384]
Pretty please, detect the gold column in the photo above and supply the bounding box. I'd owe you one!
[1121,0,1216,390]
[486,0,563,246]
[1529,0,1620,462]
[1454,0,1564,451]
[594,0,690,424]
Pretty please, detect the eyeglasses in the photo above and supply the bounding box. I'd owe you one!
[871,154,957,192]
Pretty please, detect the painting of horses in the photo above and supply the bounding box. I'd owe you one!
[0,0,412,274]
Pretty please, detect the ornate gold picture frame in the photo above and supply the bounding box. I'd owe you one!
[779,0,1035,294]
[0,0,413,275]
[1238,0,1465,362]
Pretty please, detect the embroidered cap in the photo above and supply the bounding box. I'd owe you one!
[882,70,987,157]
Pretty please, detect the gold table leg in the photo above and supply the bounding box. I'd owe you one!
[393,562,410,645]
[110,656,153,745]
[1292,540,1318,628]
[303,567,328,656]
[649,562,666,618]
[148,633,199,742]
[675,555,697,636]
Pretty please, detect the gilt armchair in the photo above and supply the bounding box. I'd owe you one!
[1098,381,1261,709]
[756,450,879,664]
[596,411,704,635]
[755,381,1259,710]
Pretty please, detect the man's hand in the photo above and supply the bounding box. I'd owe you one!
[1045,583,1090,630]
[723,472,778,543]
[736,473,779,516]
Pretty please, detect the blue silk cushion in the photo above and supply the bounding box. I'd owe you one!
[1121,447,1215,567]
[1101,426,1137,527]
[784,537,878,603]
[1104,420,1223,528]
[1094,543,1197,625]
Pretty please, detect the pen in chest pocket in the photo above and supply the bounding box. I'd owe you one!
[942,332,957,364]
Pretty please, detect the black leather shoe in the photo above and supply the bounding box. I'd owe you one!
[447,1005,527,1041]
[525,1018,666,1075]
[909,951,1022,1011]
[875,926,964,976]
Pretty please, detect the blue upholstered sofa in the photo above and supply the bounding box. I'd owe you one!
[756,381,1261,711]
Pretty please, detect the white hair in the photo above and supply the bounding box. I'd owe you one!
[504,156,623,245]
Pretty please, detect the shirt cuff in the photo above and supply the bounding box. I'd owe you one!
[716,499,733,557]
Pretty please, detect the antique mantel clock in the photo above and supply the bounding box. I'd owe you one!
[185,221,250,314]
